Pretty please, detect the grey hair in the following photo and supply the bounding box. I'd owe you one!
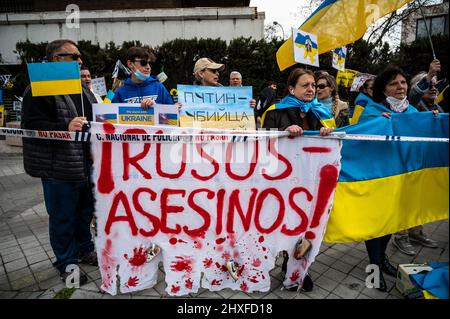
[46,39,78,61]
[411,71,437,89]
[230,71,242,79]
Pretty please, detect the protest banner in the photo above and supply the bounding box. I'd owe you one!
[292,29,319,67]
[92,103,179,126]
[0,105,4,127]
[90,122,341,295]
[350,72,375,92]
[91,77,107,97]
[336,69,357,88]
[178,85,255,130]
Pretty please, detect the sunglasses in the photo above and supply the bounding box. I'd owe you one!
[55,53,82,60]
[317,83,330,90]
[205,68,220,74]
[134,59,155,67]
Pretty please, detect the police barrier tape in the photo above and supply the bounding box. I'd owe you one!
[0,126,448,143]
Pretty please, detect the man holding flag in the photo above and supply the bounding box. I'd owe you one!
[21,39,98,286]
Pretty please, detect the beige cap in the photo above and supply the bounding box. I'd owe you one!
[193,57,225,74]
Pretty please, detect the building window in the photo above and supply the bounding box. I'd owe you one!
[416,14,449,39]
[0,0,34,13]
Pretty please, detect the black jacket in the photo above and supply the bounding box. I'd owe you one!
[262,107,323,131]
[21,84,96,181]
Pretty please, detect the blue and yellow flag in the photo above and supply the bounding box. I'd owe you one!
[293,30,319,66]
[350,92,372,124]
[261,95,336,128]
[276,0,413,71]
[324,112,449,243]
[332,46,347,71]
[27,62,82,96]
[103,90,115,103]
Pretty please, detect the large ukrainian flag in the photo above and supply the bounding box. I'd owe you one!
[27,62,82,96]
[324,112,449,242]
[276,0,413,71]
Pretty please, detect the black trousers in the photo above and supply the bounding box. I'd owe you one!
[364,234,392,265]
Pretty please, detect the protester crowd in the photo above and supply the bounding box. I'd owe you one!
[20,39,448,293]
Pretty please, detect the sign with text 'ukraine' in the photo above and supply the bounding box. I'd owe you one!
[92,103,178,126]
[178,85,255,130]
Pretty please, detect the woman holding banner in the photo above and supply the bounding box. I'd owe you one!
[261,68,335,292]
[316,73,349,128]
[358,66,421,292]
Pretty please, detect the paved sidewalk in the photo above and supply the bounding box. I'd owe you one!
[1,143,448,299]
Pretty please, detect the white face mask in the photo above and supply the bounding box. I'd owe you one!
[385,96,409,113]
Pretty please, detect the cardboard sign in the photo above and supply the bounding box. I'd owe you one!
[178,85,255,130]
[91,77,107,97]
[93,103,179,126]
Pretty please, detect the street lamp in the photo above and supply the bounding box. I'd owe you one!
[273,21,285,40]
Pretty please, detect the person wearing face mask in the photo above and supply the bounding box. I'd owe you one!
[356,66,421,292]
[261,68,335,293]
[387,64,443,257]
[112,47,173,108]
[316,74,349,128]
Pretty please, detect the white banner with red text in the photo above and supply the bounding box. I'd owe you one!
[90,121,342,296]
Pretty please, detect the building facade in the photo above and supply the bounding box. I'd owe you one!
[401,0,449,45]
[0,0,265,64]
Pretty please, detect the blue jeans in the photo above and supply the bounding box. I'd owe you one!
[42,178,95,274]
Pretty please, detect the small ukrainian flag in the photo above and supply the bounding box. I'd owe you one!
[103,90,115,103]
[27,62,82,97]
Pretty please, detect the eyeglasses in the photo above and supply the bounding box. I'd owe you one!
[316,83,330,90]
[55,53,82,60]
[134,59,155,67]
[205,68,220,74]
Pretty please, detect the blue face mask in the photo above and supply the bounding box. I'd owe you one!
[134,70,150,81]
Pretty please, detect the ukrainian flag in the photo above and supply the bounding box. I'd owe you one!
[103,90,115,104]
[349,92,372,125]
[276,0,413,71]
[27,62,82,96]
[261,95,336,128]
[324,112,449,243]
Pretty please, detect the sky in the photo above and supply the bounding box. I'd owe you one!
[249,0,316,39]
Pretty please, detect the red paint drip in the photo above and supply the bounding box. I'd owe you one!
[101,239,116,289]
[229,233,237,248]
[302,147,332,153]
[305,231,316,240]
[125,246,147,267]
[211,279,222,286]
[258,235,265,243]
[252,258,261,267]
[216,245,224,252]
[237,264,245,277]
[262,247,267,251]
[216,237,226,245]
[290,271,300,282]
[194,241,202,249]
[310,165,339,228]
[249,276,259,283]
[171,285,180,294]
[170,256,193,272]
[233,251,239,259]
[221,251,231,261]
[240,282,248,292]
[127,276,139,287]
[169,238,178,245]
[178,239,188,244]
[185,278,193,290]
[203,258,213,268]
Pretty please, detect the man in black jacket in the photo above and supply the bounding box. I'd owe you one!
[21,39,98,286]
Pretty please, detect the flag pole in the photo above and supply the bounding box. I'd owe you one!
[418,2,436,59]
[80,88,85,118]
